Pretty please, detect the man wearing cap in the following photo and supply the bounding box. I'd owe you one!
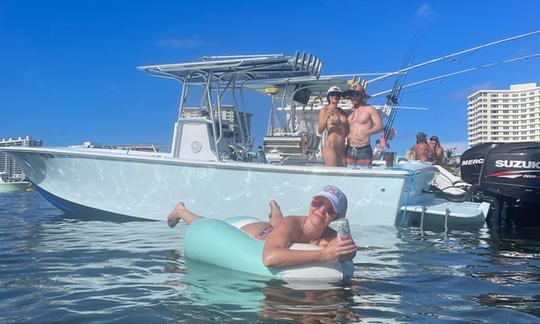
[412,132,432,162]
[167,185,357,267]
[317,86,348,166]
[344,83,383,168]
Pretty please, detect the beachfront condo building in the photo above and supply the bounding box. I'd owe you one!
[467,83,540,146]
[0,136,42,181]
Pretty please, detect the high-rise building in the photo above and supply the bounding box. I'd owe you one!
[0,136,42,181]
[467,83,540,146]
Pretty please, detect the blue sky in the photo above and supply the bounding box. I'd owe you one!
[1,0,539,154]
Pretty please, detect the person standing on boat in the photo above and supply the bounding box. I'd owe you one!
[344,82,383,168]
[412,132,432,162]
[428,135,444,165]
[317,86,348,167]
[167,185,357,267]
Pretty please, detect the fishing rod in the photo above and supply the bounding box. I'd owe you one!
[366,29,540,85]
[381,27,422,147]
[370,53,540,98]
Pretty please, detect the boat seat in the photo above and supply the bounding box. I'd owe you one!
[263,134,308,156]
[171,117,219,161]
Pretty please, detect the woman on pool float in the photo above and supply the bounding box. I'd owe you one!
[167,185,357,267]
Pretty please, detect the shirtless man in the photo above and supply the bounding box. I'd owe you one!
[412,132,432,162]
[167,185,357,267]
[317,86,348,166]
[344,83,383,168]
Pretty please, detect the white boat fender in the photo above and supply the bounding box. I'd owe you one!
[184,217,354,282]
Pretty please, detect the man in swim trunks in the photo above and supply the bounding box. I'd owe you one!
[167,185,357,267]
[344,82,383,168]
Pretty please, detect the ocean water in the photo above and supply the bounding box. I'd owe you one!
[1,192,539,323]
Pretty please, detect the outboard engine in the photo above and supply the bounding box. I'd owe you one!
[461,142,540,227]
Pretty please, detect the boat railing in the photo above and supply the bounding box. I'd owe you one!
[125,144,160,154]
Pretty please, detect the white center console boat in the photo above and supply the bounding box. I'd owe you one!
[1,53,489,229]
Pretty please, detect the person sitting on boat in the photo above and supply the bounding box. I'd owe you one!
[412,132,432,162]
[317,86,348,167]
[344,82,383,168]
[167,185,357,267]
[428,135,444,165]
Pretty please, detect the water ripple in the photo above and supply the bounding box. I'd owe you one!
[1,192,539,322]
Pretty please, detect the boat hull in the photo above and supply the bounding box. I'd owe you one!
[2,147,426,226]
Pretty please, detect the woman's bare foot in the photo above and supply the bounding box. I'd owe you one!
[268,200,284,227]
[167,202,186,228]
[167,202,204,227]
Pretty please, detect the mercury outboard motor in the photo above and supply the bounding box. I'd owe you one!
[461,142,540,227]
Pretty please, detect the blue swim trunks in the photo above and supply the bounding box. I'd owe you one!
[345,144,373,169]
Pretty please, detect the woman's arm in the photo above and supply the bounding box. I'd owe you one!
[338,108,350,137]
[320,229,357,261]
[262,218,357,267]
[262,218,320,267]
[437,147,445,162]
[317,107,329,135]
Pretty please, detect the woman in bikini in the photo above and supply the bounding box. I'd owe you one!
[428,135,444,165]
[317,86,348,167]
[167,185,357,267]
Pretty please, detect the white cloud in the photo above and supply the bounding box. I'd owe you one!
[450,81,492,101]
[415,3,436,20]
[157,37,207,49]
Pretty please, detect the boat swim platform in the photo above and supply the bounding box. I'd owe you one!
[400,199,490,229]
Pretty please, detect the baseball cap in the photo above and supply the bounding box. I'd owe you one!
[326,86,342,95]
[313,185,348,218]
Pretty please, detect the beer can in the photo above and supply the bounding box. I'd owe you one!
[334,218,351,240]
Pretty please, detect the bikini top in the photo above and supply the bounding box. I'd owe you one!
[326,108,347,128]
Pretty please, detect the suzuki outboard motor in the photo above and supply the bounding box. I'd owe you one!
[461,142,540,227]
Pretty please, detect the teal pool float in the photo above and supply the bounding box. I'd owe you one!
[184,217,354,282]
